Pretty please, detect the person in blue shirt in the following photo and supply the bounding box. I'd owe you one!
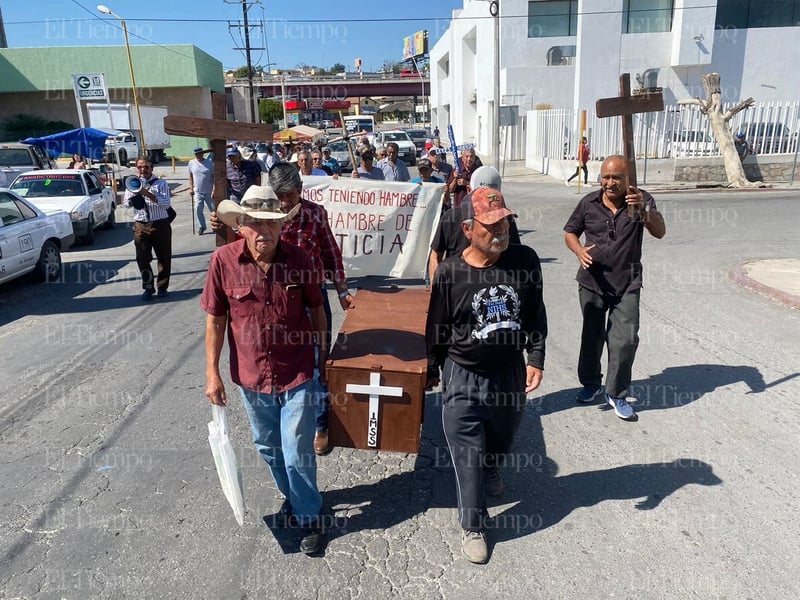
[376,143,410,182]
[351,150,384,180]
[411,158,444,184]
[321,147,341,175]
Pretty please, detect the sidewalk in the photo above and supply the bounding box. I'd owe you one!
[496,159,799,192]
[731,259,800,310]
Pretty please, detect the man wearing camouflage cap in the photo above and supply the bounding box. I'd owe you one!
[425,187,548,564]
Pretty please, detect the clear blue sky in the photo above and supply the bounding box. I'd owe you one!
[1,0,465,72]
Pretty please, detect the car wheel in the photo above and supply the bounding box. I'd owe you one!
[83,213,96,245]
[35,240,61,282]
[104,204,116,229]
[118,149,128,166]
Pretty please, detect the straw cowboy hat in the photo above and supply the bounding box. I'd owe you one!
[216,185,300,228]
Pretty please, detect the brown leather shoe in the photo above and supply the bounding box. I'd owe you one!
[313,430,330,456]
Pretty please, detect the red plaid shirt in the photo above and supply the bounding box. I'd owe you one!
[281,198,346,287]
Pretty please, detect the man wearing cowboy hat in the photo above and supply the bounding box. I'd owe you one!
[202,185,328,555]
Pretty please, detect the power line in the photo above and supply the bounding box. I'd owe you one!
[7,3,724,25]
[67,0,228,72]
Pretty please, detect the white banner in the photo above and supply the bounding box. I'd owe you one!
[300,176,444,279]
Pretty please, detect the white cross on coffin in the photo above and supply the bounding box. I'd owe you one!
[346,372,404,448]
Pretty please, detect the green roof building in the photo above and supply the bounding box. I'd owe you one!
[0,45,225,158]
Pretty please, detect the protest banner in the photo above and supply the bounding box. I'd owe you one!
[300,176,445,279]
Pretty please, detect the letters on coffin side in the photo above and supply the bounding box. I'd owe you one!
[325,288,429,453]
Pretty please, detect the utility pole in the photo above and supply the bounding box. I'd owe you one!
[491,0,500,170]
[226,0,263,123]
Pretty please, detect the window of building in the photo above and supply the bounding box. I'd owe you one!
[716,0,800,29]
[528,1,578,37]
[623,0,674,33]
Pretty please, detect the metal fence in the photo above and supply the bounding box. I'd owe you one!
[529,100,800,162]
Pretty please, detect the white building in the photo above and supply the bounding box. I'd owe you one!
[430,0,800,163]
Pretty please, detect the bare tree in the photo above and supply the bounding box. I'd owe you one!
[680,73,758,187]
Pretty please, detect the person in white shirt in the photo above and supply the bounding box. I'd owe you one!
[188,147,214,234]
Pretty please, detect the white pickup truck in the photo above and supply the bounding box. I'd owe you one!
[103,130,140,166]
[0,188,74,284]
[373,130,418,165]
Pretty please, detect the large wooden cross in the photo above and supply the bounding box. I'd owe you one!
[163,92,273,245]
[595,73,664,190]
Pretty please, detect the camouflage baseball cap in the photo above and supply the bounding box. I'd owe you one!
[461,187,516,225]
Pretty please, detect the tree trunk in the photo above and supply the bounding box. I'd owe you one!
[692,73,759,187]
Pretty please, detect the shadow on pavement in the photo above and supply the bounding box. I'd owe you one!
[537,363,797,417]
[261,387,723,556]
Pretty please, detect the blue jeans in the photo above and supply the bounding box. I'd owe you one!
[239,381,322,524]
[314,287,333,432]
[194,192,214,230]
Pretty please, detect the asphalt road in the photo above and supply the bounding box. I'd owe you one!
[1,174,799,599]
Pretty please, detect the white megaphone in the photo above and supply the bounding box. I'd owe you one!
[124,175,149,194]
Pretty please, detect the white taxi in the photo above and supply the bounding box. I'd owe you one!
[10,169,116,245]
[0,189,74,285]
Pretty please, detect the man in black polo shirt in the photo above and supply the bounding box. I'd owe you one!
[564,155,666,420]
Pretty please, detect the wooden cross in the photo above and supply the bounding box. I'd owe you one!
[163,92,273,245]
[345,372,404,448]
[595,73,664,189]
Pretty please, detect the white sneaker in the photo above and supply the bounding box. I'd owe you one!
[461,530,489,564]
[607,394,636,420]
[564,179,570,186]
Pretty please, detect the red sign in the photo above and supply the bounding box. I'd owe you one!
[323,100,351,109]
[284,100,306,111]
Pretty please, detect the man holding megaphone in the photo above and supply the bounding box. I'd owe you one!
[123,157,174,301]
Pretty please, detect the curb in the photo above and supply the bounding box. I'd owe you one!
[729,261,800,311]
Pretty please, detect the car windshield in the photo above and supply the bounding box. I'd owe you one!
[406,130,428,139]
[328,142,349,152]
[384,132,409,141]
[0,149,33,166]
[11,174,85,197]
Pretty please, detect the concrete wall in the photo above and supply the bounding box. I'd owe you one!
[674,155,800,183]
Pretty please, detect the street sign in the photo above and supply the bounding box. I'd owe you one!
[72,73,107,100]
[499,106,519,127]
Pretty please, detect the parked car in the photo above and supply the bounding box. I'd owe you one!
[309,120,322,129]
[667,130,718,157]
[320,119,335,129]
[0,142,57,184]
[405,128,431,156]
[10,169,116,245]
[742,123,793,154]
[373,130,417,165]
[0,188,74,285]
[327,140,356,172]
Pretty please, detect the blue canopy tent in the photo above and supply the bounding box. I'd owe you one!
[21,127,112,161]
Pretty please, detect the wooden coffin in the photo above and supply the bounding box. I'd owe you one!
[326,288,429,453]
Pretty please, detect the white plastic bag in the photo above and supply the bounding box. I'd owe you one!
[207,404,245,526]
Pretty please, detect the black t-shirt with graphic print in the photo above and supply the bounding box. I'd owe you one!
[425,243,547,379]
